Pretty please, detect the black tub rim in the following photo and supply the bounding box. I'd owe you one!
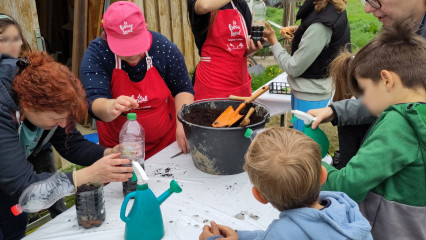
[177,98,270,131]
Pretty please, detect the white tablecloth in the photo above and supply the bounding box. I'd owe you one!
[255,73,292,116]
[25,142,279,240]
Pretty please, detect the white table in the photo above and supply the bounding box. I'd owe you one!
[255,73,292,126]
[25,142,279,240]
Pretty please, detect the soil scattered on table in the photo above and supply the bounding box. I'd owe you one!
[234,211,260,221]
[226,183,238,190]
[153,168,174,178]
[234,211,248,220]
[182,105,264,127]
[249,214,260,220]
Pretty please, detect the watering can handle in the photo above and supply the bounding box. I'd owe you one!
[120,191,136,223]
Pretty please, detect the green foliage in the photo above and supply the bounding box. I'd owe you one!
[251,65,283,91]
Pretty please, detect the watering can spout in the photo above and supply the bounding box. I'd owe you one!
[157,180,182,205]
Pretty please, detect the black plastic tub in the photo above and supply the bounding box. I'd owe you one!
[178,99,270,175]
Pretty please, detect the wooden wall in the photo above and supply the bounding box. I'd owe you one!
[73,0,200,77]
[130,0,200,72]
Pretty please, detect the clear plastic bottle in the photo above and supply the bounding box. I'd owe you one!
[244,128,266,141]
[120,113,145,196]
[11,171,75,216]
[251,0,267,46]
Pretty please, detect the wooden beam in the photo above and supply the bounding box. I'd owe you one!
[158,0,172,40]
[71,0,88,78]
[133,0,145,14]
[87,0,104,43]
[144,0,158,32]
[181,0,195,70]
[170,0,183,51]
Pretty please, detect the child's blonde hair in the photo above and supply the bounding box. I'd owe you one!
[244,127,322,211]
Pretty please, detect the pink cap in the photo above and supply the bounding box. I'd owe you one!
[103,1,152,56]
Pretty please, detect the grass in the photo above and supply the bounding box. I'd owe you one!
[345,0,381,50]
[251,65,283,91]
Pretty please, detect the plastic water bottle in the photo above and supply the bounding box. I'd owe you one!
[11,172,75,216]
[251,0,266,46]
[120,113,145,196]
[244,128,266,141]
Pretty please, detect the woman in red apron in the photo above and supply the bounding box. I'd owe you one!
[81,1,194,158]
[188,0,262,100]
[96,52,177,159]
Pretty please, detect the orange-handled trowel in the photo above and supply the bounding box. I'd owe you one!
[212,86,269,128]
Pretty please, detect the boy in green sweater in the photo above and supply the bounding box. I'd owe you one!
[321,21,426,240]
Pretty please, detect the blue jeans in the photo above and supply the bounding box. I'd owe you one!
[291,93,329,131]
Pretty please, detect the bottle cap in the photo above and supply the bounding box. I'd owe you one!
[127,113,137,120]
[244,128,253,138]
[11,204,23,216]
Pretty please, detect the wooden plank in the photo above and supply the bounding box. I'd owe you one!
[71,0,88,78]
[170,0,183,51]
[158,0,172,40]
[181,0,194,70]
[87,0,103,42]
[0,0,40,50]
[144,0,158,32]
[96,0,105,36]
[132,0,144,14]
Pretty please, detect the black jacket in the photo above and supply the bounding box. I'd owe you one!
[0,54,105,200]
[291,0,351,79]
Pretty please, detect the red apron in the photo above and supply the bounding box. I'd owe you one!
[97,52,176,160]
[194,1,252,101]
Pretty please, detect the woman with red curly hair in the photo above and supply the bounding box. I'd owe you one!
[0,51,133,239]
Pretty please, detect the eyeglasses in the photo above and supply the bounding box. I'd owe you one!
[0,36,23,46]
[360,0,382,9]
